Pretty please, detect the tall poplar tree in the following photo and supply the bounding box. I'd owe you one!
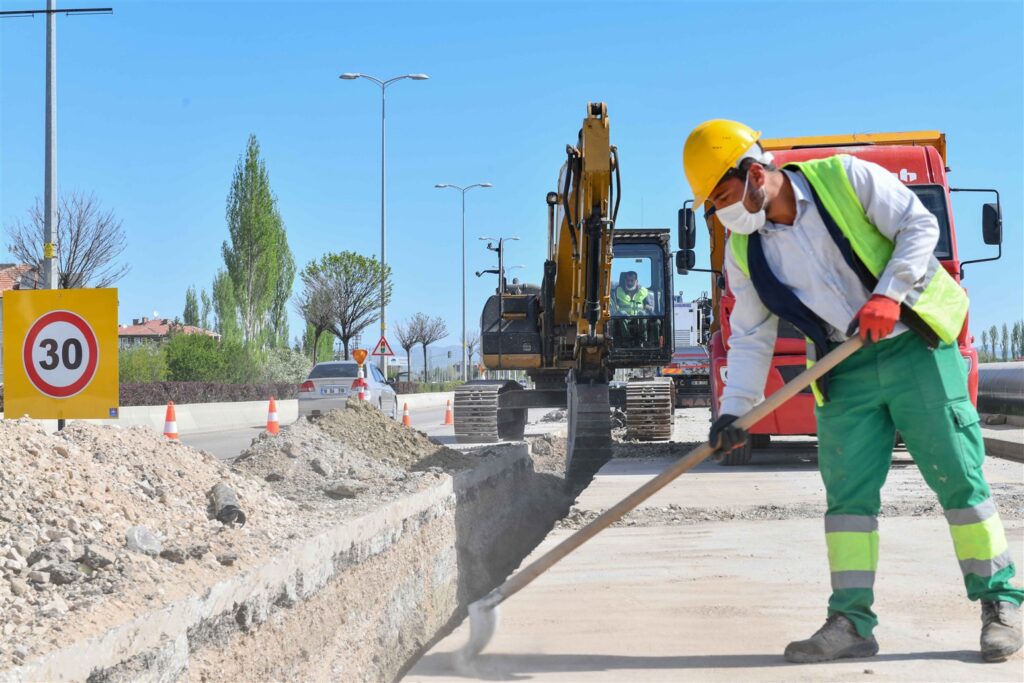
[183,286,200,327]
[222,134,292,346]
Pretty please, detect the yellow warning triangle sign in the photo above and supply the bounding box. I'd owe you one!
[371,335,395,356]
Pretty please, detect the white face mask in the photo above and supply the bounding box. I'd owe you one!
[716,173,767,235]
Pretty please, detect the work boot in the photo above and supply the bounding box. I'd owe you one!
[981,601,1022,662]
[784,614,879,663]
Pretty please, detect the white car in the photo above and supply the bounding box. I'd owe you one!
[298,361,398,419]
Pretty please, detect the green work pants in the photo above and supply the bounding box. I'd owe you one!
[816,331,1023,638]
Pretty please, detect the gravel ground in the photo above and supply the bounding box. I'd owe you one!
[0,401,503,669]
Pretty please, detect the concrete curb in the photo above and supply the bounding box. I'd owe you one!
[0,444,568,682]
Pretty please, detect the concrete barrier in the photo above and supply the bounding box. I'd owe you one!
[0,445,571,682]
[1,393,454,435]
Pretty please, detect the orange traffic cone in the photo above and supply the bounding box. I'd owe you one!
[266,396,280,435]
[443,399,454,426]
[402,402,412,427]
[163,401,178,440]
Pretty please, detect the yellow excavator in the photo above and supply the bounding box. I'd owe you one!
[453,103,675,481]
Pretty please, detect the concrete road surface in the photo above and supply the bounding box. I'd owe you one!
[407,410,1024,682]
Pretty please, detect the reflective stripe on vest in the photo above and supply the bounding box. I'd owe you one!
[945,498,1013,578]
[728,155,969,405]
[825,514,878,591]
[614,286,649,315]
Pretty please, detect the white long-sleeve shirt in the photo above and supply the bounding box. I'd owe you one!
[720,155,940,417]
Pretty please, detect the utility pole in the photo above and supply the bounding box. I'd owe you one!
[2,2,112,430]
[1,2,113,289]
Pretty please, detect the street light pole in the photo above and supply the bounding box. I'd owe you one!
[340,72,428,371]
[435,182,492,381]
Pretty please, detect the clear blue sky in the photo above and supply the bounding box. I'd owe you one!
[2,1,1021,349]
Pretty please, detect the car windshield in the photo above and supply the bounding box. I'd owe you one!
[307,363,358,379]
[908,185,953,260]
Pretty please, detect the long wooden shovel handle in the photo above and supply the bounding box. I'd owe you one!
[494,336,864,602]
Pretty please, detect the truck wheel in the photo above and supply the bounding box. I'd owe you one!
[719,440,753,466]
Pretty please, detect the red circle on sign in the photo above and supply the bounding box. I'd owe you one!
[22,310,100,398]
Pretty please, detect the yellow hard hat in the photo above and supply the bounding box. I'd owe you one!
[683,119,761,209]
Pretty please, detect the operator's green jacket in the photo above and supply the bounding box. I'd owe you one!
[613,285,650,316]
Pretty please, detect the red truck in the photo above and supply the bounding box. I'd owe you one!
[677,131,1004,465]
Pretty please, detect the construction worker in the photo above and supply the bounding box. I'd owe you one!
[612,271,655,316]
[683,119,1023,663]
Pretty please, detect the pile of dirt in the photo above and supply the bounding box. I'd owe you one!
[231,417,444,514]
[315,401,482,471]
[0,419,302,667]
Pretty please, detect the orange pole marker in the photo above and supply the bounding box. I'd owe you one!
[443,399,454,426]
[163,401,178,440]
[266,396,280,435]
[402,402,412,427]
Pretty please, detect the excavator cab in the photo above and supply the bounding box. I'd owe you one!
[607,229,674,367]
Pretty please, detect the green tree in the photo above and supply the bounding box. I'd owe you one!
[980,329,989,361]
[1001,323,1009,361]
[183,286,200,327]
[222,134,288,345]
[212,269,239,342]
[1013,320,1023,359]
[164,333,226,382]
[304,251,392,360]
[119,343,168,382]
[200,289,212,331]
[301,323,336,363]
[295,265,334,363]
[268,229,295,348]
[989,325,998,361]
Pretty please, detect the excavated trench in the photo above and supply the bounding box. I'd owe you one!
[0,415,583,683]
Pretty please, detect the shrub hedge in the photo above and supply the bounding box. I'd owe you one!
[119,382,298,406]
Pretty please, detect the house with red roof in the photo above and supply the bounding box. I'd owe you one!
[118,317,220,348]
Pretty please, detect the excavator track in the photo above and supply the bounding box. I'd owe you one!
[625,378,675,441]
[453,380,525,443]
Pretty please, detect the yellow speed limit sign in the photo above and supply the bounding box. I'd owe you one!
[2,288,119,419]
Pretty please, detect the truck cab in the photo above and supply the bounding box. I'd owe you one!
[685,131,1002,464]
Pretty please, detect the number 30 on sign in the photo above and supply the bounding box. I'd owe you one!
[3,289,118,419]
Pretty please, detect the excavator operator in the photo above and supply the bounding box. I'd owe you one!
[683,118,1022,665]
[612,271,654,316]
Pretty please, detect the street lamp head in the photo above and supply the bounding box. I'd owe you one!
[435,183,449,189]
[480,183,494,188]
[339,73,361,80]
[408,73,430,80]
[479,236,496,242]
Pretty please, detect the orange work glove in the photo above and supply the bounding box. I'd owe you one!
[855,295,900,342]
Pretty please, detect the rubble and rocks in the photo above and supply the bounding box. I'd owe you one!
[125,526,162,556]
[0,419,298,668]
[0,400,504,670]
